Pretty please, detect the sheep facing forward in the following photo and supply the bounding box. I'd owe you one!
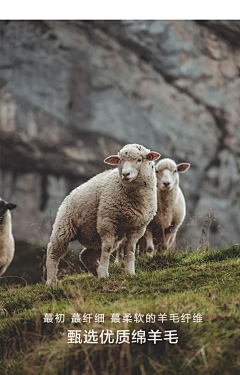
[46,144,160,284]
[0,198,17,276]
[140,158,190,255]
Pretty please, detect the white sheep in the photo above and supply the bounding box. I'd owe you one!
[46,144,160,284]
[141,158,190,255]
[0,198,17,276]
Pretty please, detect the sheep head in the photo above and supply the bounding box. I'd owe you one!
[156,159,190,191]
[104,144,160,185]
[0,198,17,224]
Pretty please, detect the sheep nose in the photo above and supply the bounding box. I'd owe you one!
[123,172,130,178]
[163,182,170,187]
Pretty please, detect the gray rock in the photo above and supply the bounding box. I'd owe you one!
[0,20,239,249]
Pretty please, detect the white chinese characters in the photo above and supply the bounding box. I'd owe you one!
[67,329,179,345]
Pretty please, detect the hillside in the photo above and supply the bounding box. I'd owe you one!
[1,244,240,374]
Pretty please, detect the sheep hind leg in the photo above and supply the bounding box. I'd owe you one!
[80,248,101,277]
[125,238,137,275]
[164,223,178,252]
[98,237,115,278]
[115,246,121,264]
[46,239,69,285]
[145,229,154,257]
[166,231,177,251]
[0,264,8,277]
[115,244,124,264]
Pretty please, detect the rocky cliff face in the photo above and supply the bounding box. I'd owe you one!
[1,20,240,249]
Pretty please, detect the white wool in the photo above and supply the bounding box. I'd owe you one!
[141,158,190,255]
[0,208,15,276]
[46,144,160,284]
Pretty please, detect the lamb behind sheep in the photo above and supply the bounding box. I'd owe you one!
[46,144,160,284]
[0,198,17,276]
[142,158,190,255]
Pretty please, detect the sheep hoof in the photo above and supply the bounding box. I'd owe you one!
[46,278,57,285]
[124,268,135,276]
[146,247,154,257]
[97,266,109,279]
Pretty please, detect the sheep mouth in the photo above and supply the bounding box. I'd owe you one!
[162,186,171,191]
[122,176,131,181]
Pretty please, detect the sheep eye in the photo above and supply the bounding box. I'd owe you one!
[174,170,177,173]
[156,171,159,173]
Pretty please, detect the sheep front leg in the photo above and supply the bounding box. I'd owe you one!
[98,237,115,279]
[125,227,145,275]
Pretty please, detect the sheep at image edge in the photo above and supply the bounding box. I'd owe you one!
[140,158,190,255]
[46,144,160,284]
[0,198,17,276]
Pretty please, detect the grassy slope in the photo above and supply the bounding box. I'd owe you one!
[0,244,240,375]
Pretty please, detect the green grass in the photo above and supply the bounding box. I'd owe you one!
[0,244,240,374]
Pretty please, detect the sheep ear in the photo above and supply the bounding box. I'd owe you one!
[146,152,161,161]
[6,203,17,210]
[177,163,191,173]
[104,155,120,165]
